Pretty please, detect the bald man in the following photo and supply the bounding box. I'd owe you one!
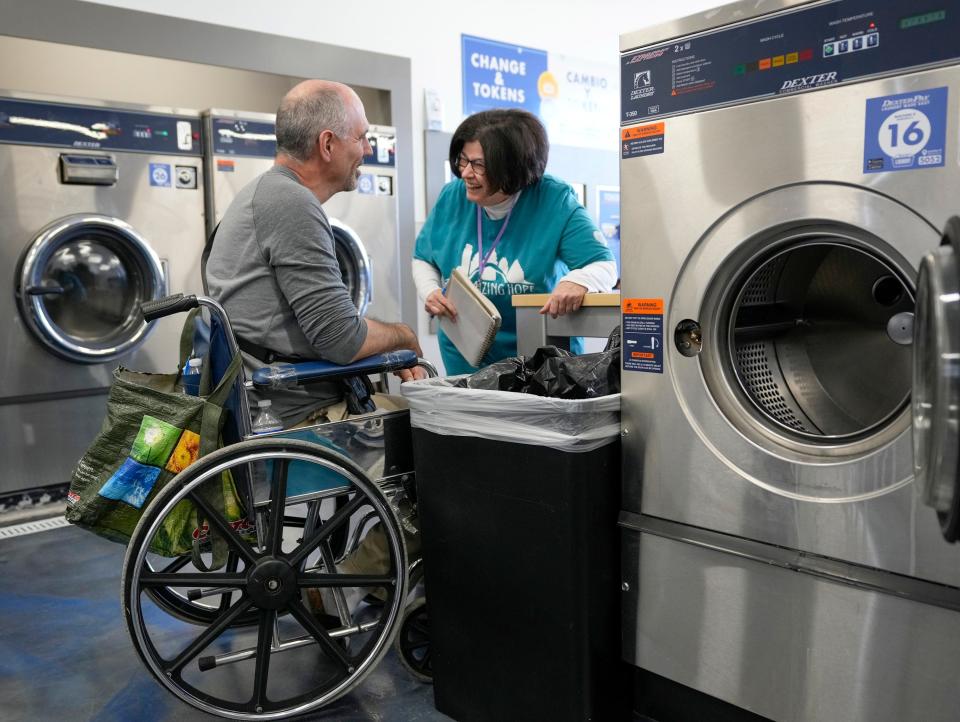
[206,80,425,427]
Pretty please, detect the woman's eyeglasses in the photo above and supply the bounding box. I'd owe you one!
[456,153,486,176]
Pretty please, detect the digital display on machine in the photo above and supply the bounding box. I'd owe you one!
[620,0,960,123]
[0,98,201,154]
[899,9,947,29]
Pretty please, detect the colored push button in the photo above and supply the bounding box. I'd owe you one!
[867,32,879,47]
[823,43,835,56]
[772,55,785,67]
[733,63,746,76]
[799,48,814,61]
[786,52,799,64]
[759,57,772,70]
[746,60,759,73]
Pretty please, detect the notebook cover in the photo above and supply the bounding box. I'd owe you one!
[439,269,502,366]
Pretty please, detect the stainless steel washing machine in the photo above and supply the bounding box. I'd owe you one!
[618,2,960,720]
[0,92,205,496]
[202,109,401,322]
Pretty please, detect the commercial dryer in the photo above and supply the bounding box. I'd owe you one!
[0,92,205,497]
[202,109,402,322]
[619,1,960,720]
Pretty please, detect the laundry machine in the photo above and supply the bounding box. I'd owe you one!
[202,109,401,322]
[0,92,205,496]
[618,1,960,720]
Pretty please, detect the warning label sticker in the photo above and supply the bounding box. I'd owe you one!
[622,298,664,373]
[621,123,665,159]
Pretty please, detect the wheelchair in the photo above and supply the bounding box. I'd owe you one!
[121,293,436,719]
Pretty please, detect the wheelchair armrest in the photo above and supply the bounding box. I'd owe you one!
[250,350,419,389]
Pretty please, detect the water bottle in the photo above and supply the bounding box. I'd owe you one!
[182,357,202,396]
[251,399,283,434]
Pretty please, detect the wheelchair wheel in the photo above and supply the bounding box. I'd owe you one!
[395,597,432,683]
[121,438,407,719]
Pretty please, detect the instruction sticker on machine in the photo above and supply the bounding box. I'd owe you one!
[622,298,663,373]
[621,123,665,159]
[863,87,947,173]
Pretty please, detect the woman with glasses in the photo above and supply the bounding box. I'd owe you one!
[412,109,617,375]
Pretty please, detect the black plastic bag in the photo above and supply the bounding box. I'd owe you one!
[455,331,620,399]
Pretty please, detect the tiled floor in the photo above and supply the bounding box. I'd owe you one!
[0,515,450,722]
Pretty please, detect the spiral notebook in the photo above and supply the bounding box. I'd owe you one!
[439,268,502,367]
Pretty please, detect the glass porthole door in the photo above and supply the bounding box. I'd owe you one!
[16,214,166,364]
[913,217,960,542]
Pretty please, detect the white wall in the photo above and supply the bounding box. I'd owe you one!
[84,0,720,223]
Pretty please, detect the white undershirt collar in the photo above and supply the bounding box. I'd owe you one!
[482,191,520,220]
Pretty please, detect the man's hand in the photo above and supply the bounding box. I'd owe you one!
[538,280,588,319]
[395,365,429,382]
[425,288,458,321]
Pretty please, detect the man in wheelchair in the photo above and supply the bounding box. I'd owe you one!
[203,78,429,657]
[205,78,428,428]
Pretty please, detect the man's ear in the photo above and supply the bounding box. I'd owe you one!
[316,129,336,161]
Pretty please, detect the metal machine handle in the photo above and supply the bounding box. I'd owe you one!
[25,284,66,296]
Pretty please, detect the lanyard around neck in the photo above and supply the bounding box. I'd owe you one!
[475,204,514,282]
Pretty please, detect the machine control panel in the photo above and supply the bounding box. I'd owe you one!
[620,0,960,123]
[210,115,277,158]
[0,98,202,155]
[364,126,396,168]
[211,116,396,168]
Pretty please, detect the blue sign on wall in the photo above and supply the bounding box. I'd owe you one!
[462,35,548,116]
[863,86,947,173]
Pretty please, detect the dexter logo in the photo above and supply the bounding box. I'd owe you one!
[780,72,838,91]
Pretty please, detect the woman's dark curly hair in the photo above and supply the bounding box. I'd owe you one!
[449,109,549,195]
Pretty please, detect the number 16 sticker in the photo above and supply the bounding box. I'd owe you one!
[864,87,947,173]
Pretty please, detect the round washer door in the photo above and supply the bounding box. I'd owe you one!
[329,218,372,317]
[16,214,166,364]
[913,217,960,542]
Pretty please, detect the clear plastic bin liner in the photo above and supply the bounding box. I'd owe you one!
[401,376,620,453]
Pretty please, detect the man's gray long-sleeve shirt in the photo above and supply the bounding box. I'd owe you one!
[206,166,368,425]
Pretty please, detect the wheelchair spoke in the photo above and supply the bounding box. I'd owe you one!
[220,553,243,613]
[140,571,246,589]
[266,458,289,556]
[167,596,255,675]
[189,491,259,566]
[287,599,355,675]
[154,555,192,574]
[250,608,277,711]
[288,493,366,568]
[299,572,395,588]
[409,618,430,639]
[402,638,430,652]
[318,539,350,623]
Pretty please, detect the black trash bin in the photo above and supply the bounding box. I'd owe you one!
[403,378,627,722]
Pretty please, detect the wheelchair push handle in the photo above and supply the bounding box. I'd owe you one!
[141,293,200,322]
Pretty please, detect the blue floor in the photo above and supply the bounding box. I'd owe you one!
[0,521,449,722]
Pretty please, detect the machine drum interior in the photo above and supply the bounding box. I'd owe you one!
[727,242,913,442]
